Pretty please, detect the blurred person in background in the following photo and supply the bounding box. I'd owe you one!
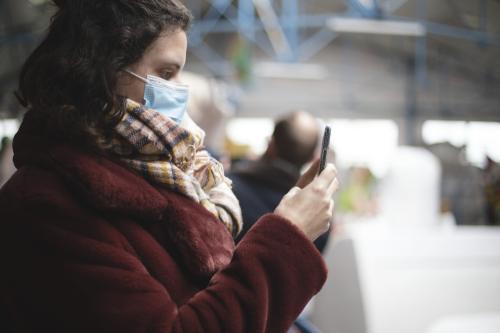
[180,71,236,170]
[0,1,339,333]
[428,142,487,225]
[0,136,16,187]
[484,156,500,226]
[181,71,235,155]
[229,111,332,333]
[229,111,331,253]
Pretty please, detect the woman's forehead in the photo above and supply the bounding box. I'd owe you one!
[142,29,187,69]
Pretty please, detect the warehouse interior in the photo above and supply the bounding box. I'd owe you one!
[1,1,500,332]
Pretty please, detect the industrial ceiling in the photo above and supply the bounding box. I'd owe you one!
[1,0,499,127]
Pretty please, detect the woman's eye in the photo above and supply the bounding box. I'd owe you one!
[160,71,174,80]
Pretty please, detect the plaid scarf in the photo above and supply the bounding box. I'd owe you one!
[100,99,242,237]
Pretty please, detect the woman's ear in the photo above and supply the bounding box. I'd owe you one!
[115,70,145,104]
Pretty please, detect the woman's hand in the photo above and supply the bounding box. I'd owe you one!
[274,163,339,241]
[295,159,320,189]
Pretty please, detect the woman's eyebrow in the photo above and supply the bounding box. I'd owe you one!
[157,61,181,70]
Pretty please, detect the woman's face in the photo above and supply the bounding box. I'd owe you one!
[116,29,188,104]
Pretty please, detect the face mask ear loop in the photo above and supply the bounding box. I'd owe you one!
[124,69,148,84]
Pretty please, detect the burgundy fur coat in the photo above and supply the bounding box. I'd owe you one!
[0,113,327,333]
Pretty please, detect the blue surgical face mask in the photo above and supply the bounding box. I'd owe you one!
[125,70,189,124]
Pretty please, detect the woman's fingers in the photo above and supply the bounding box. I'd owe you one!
[285,186,301,198]
[312,163,337,190]
[303,163,339,200]
[326,177,340,198]
[296,159,320,189]
[275,164,338,241]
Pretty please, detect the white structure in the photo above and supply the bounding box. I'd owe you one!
[312,147,500,333]
[377,146,441,227]
[427,312,500,333]
[312,224,500,333]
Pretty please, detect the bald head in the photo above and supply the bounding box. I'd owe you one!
[270,111,319,168]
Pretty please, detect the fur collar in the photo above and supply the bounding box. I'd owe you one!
[12,111,235,280]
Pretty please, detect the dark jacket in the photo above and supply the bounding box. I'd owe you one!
[229,158,331,253]
[0,113,327,333]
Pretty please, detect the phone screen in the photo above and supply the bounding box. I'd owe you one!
[318,125,331,175]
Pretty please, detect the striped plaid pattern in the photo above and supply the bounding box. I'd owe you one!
[101,100,242,237]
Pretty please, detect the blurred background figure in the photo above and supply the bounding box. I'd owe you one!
[484,156,500,226]
[229,111,330,251]
[428,142,488,226]
[229,110,328,333]
[181,71,236,156]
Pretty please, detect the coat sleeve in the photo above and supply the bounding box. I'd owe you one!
[2,197,327,333]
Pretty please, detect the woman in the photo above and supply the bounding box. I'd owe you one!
[0,1,339,332]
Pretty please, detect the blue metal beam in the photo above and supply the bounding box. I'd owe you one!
[192,14,333,34]
[298,27,338,62]
[389,15,500,47]
[202,0,232,21]
[190,1,278,58]
[190,41,236,76]
[425,22,500,47]
[281,0,300,61]
[187,0,500,77]
[238,0,255,40]
[345,0,381,18]
[415,0,427,86]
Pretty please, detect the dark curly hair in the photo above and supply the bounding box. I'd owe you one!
[17,0,192,147]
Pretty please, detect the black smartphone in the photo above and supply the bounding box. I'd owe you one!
[318,125,331,175]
